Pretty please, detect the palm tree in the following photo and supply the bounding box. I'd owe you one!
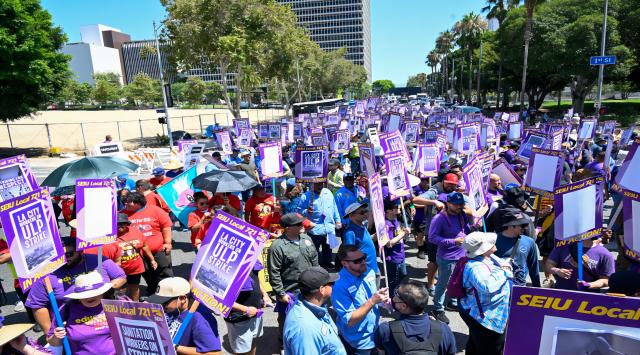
[426,50,441,96]
[436,30,455,98]
[520,0,545,119]
[482,0,519,108]
[454,13,488,105]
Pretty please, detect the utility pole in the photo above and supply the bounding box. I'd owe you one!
[476,39,483,106]
[595,0,609,119]
[154,21,173,148]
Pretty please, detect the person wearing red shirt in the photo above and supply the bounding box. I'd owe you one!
[149,167,172,188]
[136,180,171,214]
[244,185,280,232]
[188,192,214,248]
[120,192,173,296]
[209,192,241,217]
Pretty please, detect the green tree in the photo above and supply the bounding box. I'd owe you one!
[426,50,442,95]
[125,73,161,106]
[519,0,546,117]
[205,81,224,104]
[92,73,122,104]
[436,30,455,97]
[74,82,94,105]
[407,73,428,89]
[454,12,488,104]
[372,80,395,95]
[170,82,186,104]
[182,76,207,105]
[0,0,71,121]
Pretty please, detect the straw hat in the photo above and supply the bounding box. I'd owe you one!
[65,271,112,299]
[0,322,34,346]
[163,159,183,170]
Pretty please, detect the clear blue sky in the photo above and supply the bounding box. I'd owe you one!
[42,0,486,86]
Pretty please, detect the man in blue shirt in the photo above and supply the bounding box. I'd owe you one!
[335,173,366,224]
[342,202,379,276]
[495,210,541,287]
[332,244,389,354]
[284,266,346,355]
[375,279,456,355]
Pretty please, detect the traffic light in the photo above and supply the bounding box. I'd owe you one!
[158,116,166,124]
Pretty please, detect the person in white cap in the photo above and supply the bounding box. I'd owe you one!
[459,232,512,355]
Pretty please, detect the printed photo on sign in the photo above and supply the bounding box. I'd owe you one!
[269,124,281,139]
[359,144,376,178]
[0,164,31,202]
[518,134,547,160]
[115,317,168,355]
[9,202,56,274]
[258,124,269,139]
[578,120,596,140]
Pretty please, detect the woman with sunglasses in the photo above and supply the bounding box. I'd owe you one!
[188,192,215,249]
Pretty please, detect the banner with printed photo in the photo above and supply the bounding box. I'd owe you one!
[379,130,411,164]
[613,138,640,194]
[601,120,616,138]
[156,166,198,227]
[102,299,176,355]
[384,151,411,200]
[622,189,640,262]
[517,133,548,161]
[259,142,283,180]
[0,155,39,202]
[358,143,377,178]
[292,123,303,139]
[215,131,233,155]
[191,211,269,316]
[236,128,252,147]
[258,124,269,139]
[414,143,441,178]
[491,158,523,187]
[505,286,640,355]
[478,151,494,187]
[330,130,350,153]
[0,188,65,291]
[577,118,597,140]
[176,140,198,153]
[523,148,564,198]
[75,179,117,250]
[401,120,420,144]
[553,175,604,247]
[268,124,281,140]
[310,134,326,146]
[455,123,480,155]
[368,173,389,248]
[294,146,328,183]
[462,155,489,222]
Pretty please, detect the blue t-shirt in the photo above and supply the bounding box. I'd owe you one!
[284,295,346,355]
[342,221,379,273]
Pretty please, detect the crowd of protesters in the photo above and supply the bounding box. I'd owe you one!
[0,105,638,355]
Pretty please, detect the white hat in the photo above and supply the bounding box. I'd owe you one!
[0,323,35,346]
[147,277,191,304]
[463,232,498,258]
[343,202,369,219]
[65,271,112,299]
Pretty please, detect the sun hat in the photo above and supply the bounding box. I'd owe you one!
[65,271,113,300]
[343,202,369,219]
[147,277,191,304]
[464,232,498,258]
[0,316,34,347]
[152,167,166,176]
[164,160,183,170]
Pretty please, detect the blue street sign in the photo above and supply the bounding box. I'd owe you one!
[590,55,617,65]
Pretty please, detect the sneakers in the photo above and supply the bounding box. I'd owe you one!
[445,300,458,312]
[430,310,450,324]
[417,250,426,259]
[543,278,556,288]
[14,301,25,312]
[428,286,435,298]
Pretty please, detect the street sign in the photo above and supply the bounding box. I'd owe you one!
[590,55,616,66]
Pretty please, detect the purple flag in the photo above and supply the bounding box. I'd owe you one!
[0,188,65,291]
[553,175,604,247]
[384,151,411,201]
[75,179,117,250]
[102,299,176,355]
[294,146,328,183]
[0,155,39,202]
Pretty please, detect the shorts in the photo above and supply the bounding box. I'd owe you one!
[426,242,438,263]
[126,274,142,285]
[226,316,264,353]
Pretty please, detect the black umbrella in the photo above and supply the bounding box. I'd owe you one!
[192,170,259,193]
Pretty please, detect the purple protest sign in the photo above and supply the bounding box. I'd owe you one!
[601,120,616,137]
[384,151,411,201]
[259,141,283,180]
[613,138,640,193]
[75,179,117,250]
[215,131,233,155]
[620,125,636,147]
[523,148,564,198]
[550,128,564,151]
[554,175,604,247]
[0,188,65,291]
[379,130,411,164]
[422,129,439,144]
[401,120,420,144]
[462,155,489,222]
[368,173,389,248]
[491,158,523,187]
[268,123,281,140]
[258,124,269,139]
[294,146,328,183]
[0,155,39,202]
[330,129,350,153]
[176,140,198,153]
[622,189,640,262]
[102,299,176,355]
[478,151,494,188]
[293,123,303,138]
[517,133,548,161]
[415,143,441,178]
[233,118,251,136]
[236,128,252,147]
[191,211,269,316]
[358,143,377,178]
[577,118,597,140]
[455,123,481,155]
[508,122,523,140]
[310,134,326,146]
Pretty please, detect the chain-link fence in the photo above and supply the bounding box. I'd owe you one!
[0,108,286,155]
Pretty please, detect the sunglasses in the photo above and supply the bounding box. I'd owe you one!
[357,210,369,215]
[344,256,366,264]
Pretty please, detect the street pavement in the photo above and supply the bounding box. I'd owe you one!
[0,156,616,354]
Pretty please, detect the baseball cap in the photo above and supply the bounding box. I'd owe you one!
[501,210,531,227]
[329,158,340,166]
[343,173,355,180]
[280,213,306,227]
[147,277,191,304]
[298,266,339,292]
[152,167,165,176]
[447,192,465,205]
[443,173,459,185]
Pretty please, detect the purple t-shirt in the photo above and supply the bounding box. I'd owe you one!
[428,211,469,260]
[48,302,115,355]
[412,184,430,222]
[26,254,126,309]
[549,244,615,291]
[167,309,221,352]
[384,219,405,263]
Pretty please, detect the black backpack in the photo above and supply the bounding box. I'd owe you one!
[389,318,443,355]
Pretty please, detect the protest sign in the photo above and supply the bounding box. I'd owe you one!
[379,130,411,164]
[292,123,303,139]
[508,112,519,122]
[491,158,523,187]
[191,211,269,316]
[401,120,420,144]
[550,128,564,151]
[268,124,281,140]
[517,133,548,161]
[258,124,269,139]
[259,142,283,180]
[0,155,39,202]
[75,179,117,250]
[358,143,377,178]
[454,123,480,155]
[102,299,176,355]
[156,166,197,226]
[330,130,350,153]
[176,140,198,153]
[554,175,604,247]
[294,146,328,183]
[508,122,523,140]
[478,151,494,187]
[384,151,411,200]
[310,134,326,146]
[257,239,273,292]
[422,129,439,144]
[462,155,489,222]
[620,125,636,147]
[367,127,382,150]
[215,131,233,155]
[524,148,564,197]
[387,113,402,132]
[92,142,124,156]
[505,286,640,355]
[578,118,597,140]
[236,128,252,147]
[414,143,440,178]
[622,189,640,262]
[0,188,65,291]
[233,118,251,136]
[601,120,616,137]
[613,138,640,194]
[480,122,496,148]
[368,173,389,248]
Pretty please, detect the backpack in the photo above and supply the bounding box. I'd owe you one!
[446,257,485,318]
[389,318,442,355]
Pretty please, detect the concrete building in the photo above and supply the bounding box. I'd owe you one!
[277,0,372,81]
[61,43,123,85]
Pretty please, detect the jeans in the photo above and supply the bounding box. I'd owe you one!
[309,233,333,267]
[433,257,458,311]
[385,260,407,296]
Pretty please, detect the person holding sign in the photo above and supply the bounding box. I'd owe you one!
[188,192,215,249]
[148,277,221,355]
[342,202,379,277]
[383,199,410,296]
[544,238,615,291]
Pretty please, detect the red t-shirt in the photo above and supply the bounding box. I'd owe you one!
[120,206,172,254]
[208,194,241,211]
[83,243,119,262]
[144,192,170,213]
[244,194,279,230]
[112,228,147,275]
[188,210,211,247]
[149,176,171,188]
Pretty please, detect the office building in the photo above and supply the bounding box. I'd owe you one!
[277,0,372,81]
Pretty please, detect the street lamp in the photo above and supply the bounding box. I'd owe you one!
[595,0,609,119]
[153,20,174,148]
